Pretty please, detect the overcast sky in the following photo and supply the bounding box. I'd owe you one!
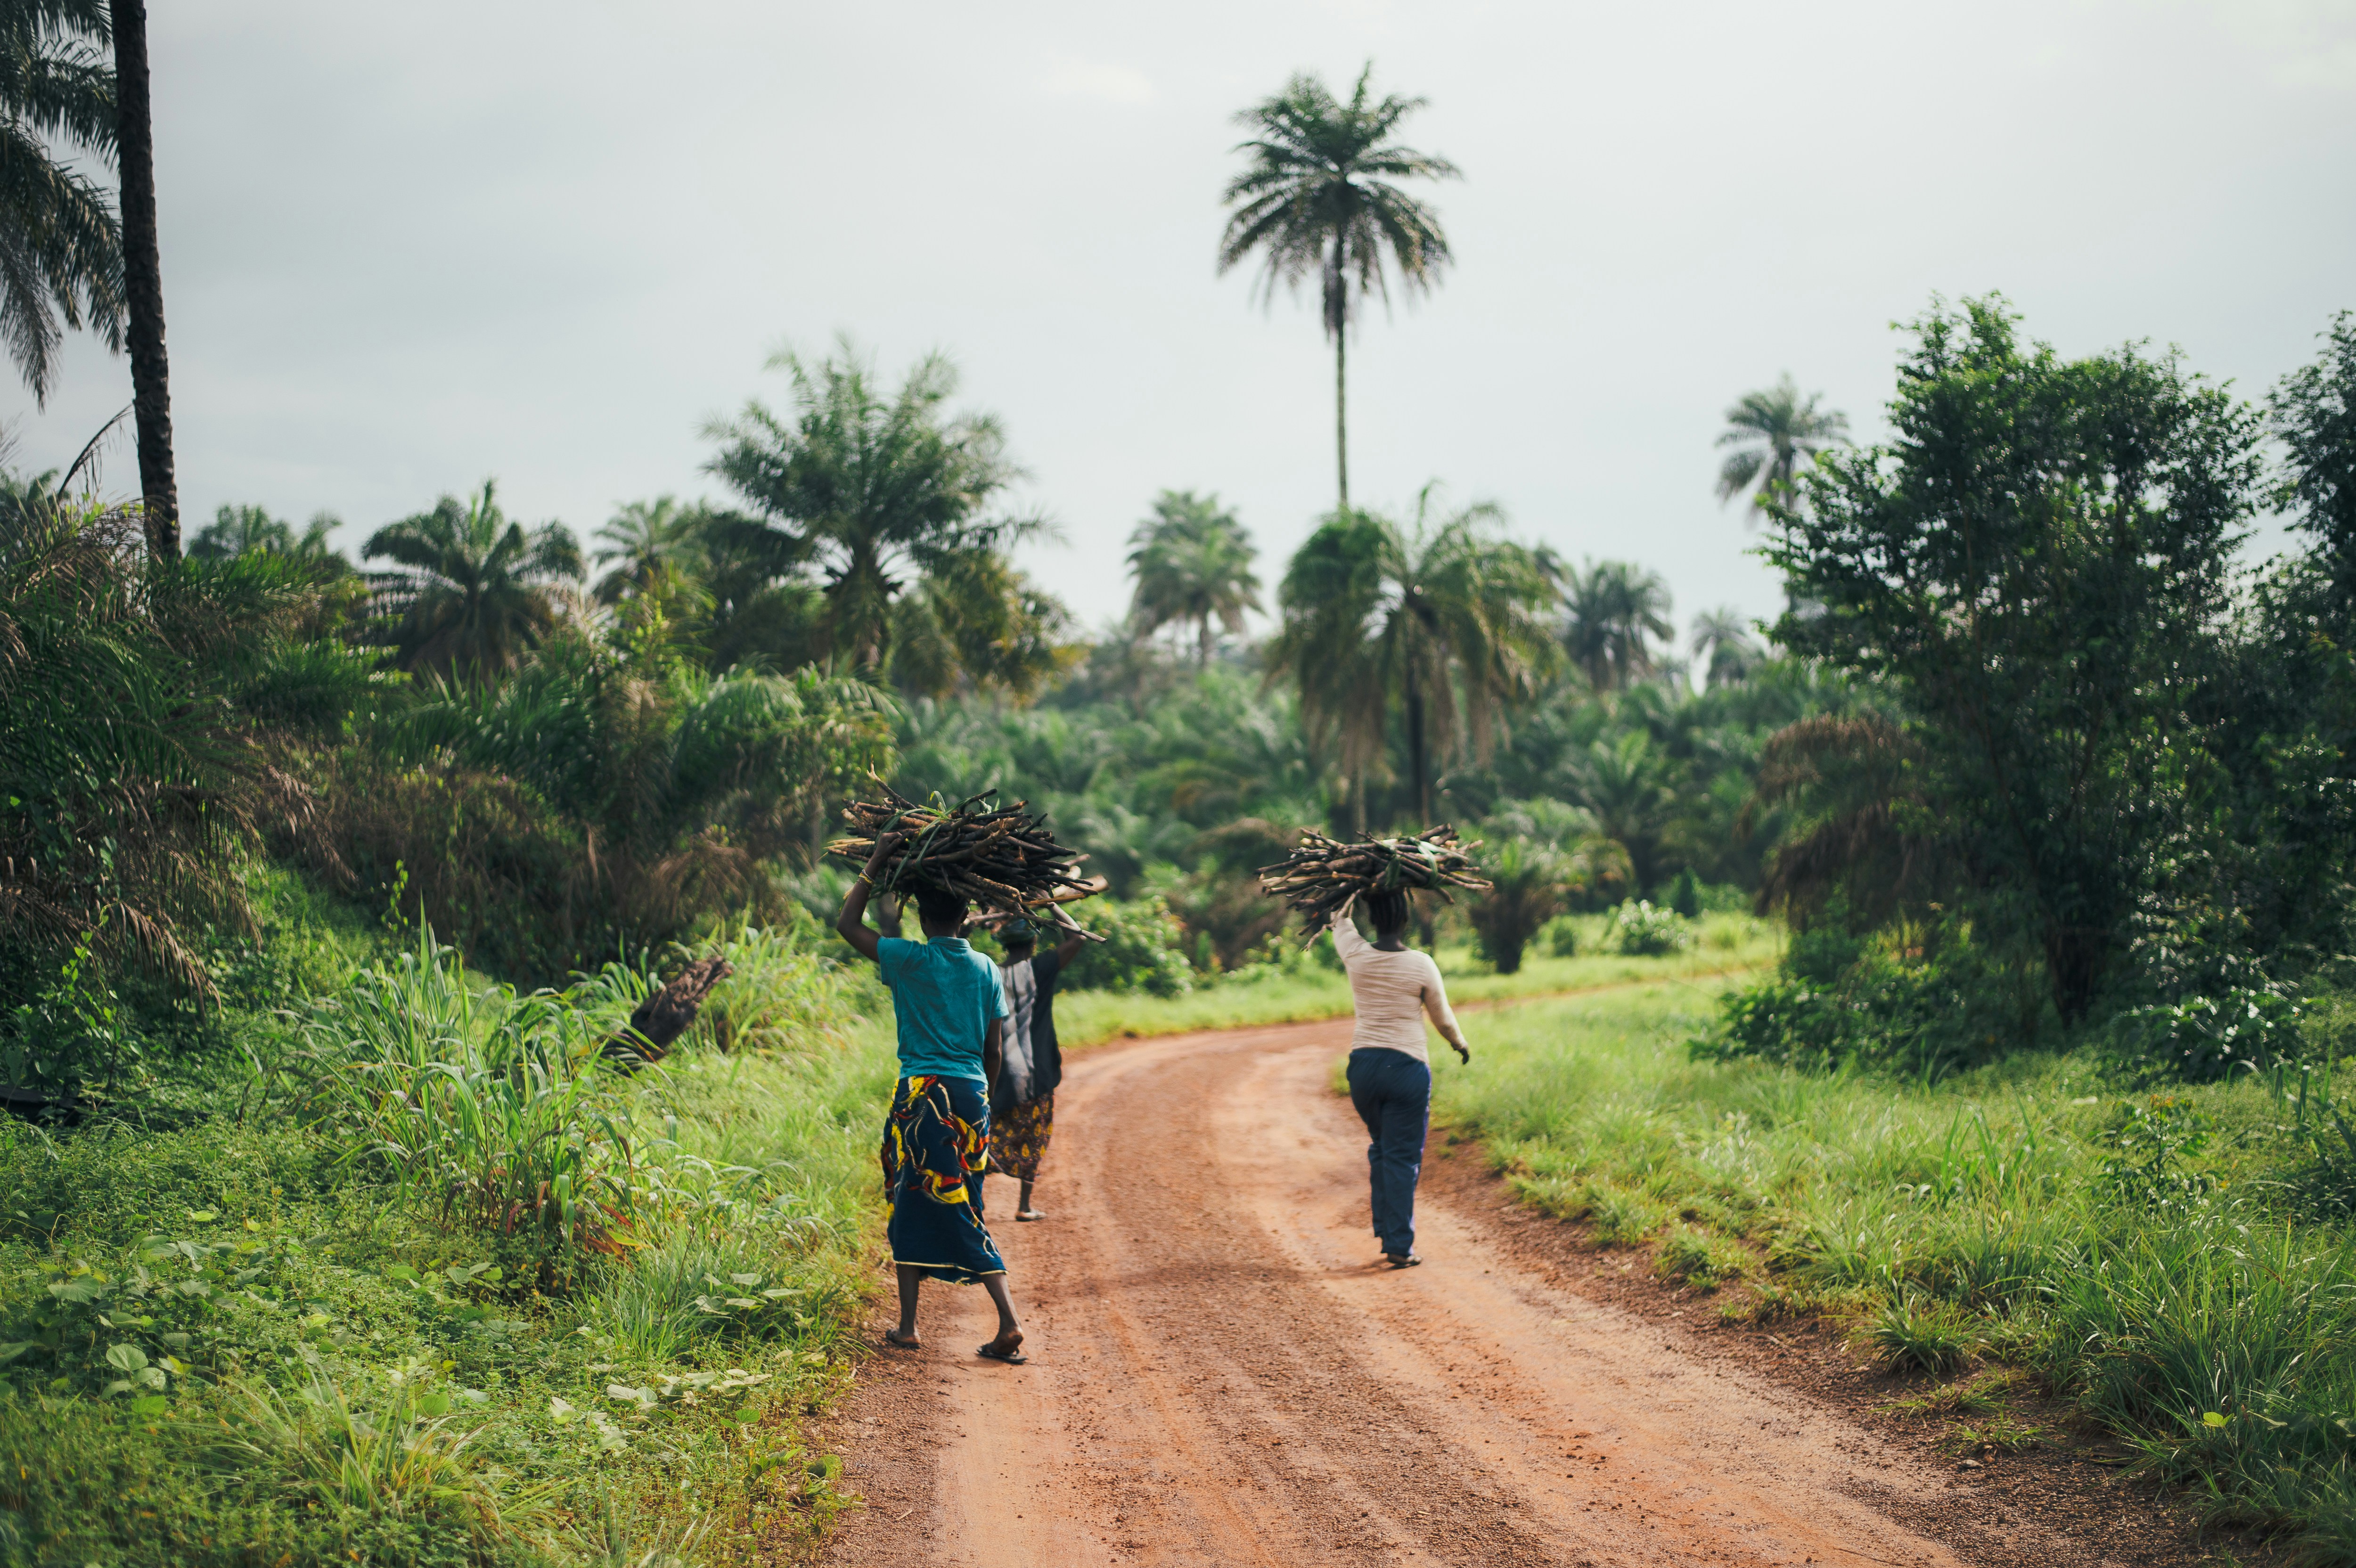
[16,0,2356,644]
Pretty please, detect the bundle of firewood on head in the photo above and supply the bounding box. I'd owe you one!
[1258,825,1491,942]
[828,784,1107,940]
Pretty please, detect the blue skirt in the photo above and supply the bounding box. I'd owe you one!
[879,1075,1007,1283]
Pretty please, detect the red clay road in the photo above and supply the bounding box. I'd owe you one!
[818,1014,2112,1568]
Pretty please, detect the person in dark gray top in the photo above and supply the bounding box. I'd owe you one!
[989,918,1085,1221]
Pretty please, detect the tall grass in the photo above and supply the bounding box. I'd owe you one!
[1441,980,2356,1560]
[314,927,640,1251]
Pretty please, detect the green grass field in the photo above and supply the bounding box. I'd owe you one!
[1435,977,2356,1564]
[1054,910,1780,1048]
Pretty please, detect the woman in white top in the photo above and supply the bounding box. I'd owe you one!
[1330,887,1471,1268]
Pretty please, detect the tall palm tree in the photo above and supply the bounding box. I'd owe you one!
[593,495,711,604]
[0,0,124,407]
[1716,374,1848,521]
[106,0,170,556]
[704,339,1045,685]
[1562,560,1673,691]
[1219,64,1459,511]
[1126,490,1260,665]
[1270,485,1559,831]
[1689,605,1763,688]
[363,480,583,676]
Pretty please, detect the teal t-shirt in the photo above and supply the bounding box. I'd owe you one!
[877,936,1007,1084]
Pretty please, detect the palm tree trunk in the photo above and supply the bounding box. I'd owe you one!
[1197,616,1211,668]
[1405,679,1431,828]
[1333,325,1349,512]
[112,0,177,560]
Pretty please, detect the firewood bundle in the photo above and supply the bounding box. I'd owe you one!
[828,786,1105,939]
[1258,826,1491,937]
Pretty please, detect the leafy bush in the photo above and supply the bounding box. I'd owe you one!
[1668,867,1703,919]
[2104,989,2302,1083]
[1543,915,1581,957]
[1061,895,1195,996]
[1612,900,1691,957]
[1653,1223,1747,1290]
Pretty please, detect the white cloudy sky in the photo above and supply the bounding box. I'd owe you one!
[16,0,2356,641]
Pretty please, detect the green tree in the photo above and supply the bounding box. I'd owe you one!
[363,480,583,677]
[188,503,343,565]
[1560,729,1678,893]
[0,0,123,407]
[1126,490,1261,665]
[1716,373,1848,520]
[704,341,1058,690]
[1562,560,1673,691]
[1468,840,1562,974]
[1218,64,1458,510]
[2269,310,2356,609]
[1271,486,1558,831]
[1689,605,1763,688]
[592,495,714,604]
[1767,297,2264,1021]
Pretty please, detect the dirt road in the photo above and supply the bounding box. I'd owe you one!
[819,1016,2111,1568]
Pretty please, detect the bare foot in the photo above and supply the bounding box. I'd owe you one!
[978,1327,1025,1363]
[884,1327,921,1349]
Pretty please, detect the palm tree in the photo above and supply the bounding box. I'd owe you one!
[1562,560,1673,691]
[107,0,172,556]
[363,480,583,676]
[704,340,1047,686]
[1270,485,1559,831]
[1689,605,1764,688]
[1219,64,1459,511]
[593,495,711,604]
[1560,730,1678,893]
[1126,490,1260,665]
[0,0,124,408]
[1715,374,1848,521]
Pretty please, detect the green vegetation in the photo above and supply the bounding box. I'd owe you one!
[0,884,895,1568]
[1444,978,2356,1559]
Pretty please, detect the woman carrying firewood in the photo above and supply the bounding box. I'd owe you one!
[989,917,1085,1222]
[1330,886,1472,1268]
[837,831,1028,1364]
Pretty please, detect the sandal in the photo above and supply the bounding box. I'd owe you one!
[1384,1252,1423,1269]
[977,1340,1029,1365]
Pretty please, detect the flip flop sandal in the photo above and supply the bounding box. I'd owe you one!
[977,1341,1029,1365]
[1016,1210,1046,1222]
[882,1331,921,1349]
[1385,1252,1423,1269]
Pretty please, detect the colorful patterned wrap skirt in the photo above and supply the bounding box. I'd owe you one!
[989,1093,1054,1182]
[880,1075,1006,1283]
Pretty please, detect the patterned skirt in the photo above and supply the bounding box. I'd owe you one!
[880,1076,1006,1283]
[990,1092,1055,1182]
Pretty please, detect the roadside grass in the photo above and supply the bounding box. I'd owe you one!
[0,894,899,1568]
[1435,978,2356,1563]
[1055,911,1779,1048]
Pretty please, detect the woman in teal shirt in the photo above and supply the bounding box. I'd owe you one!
[838,832,1027,1364]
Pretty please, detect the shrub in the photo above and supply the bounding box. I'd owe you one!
[1612,900,1692,957]
[1544,915,1581,957]
[1468,842,1563,975]
[1668,867,1702,919]
[1060,895,1195,997]
[2105,989,2302,1083]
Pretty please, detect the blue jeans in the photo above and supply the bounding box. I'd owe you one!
[1346,1047,1432,1257]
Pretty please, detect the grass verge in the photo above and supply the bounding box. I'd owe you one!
[1435,976,2356,1563]
[0,899,898,1568]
